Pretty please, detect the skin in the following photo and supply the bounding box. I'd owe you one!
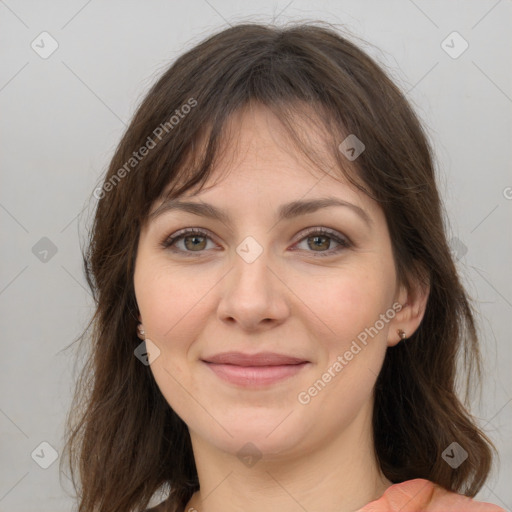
[134,103,429,512]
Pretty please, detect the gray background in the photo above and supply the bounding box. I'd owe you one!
[0,1,511,510]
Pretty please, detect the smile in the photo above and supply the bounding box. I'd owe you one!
[202,361,310,387]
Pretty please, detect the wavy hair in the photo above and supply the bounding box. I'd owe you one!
[60,21,496,512]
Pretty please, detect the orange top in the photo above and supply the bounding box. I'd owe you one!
[357,479,505,511]
[146,479,506,511]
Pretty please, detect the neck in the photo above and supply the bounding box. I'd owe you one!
[183,402,391,512]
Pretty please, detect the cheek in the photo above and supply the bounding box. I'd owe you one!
[296,272,393,423]
[305,267,395,349]
[134,260,212,347]
[134,261,210,417]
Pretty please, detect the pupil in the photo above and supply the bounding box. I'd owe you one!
[186,235,205,250]
[312,235,328,250]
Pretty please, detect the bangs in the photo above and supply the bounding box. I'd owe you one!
[117,24,388,230]
[139,98,373,228]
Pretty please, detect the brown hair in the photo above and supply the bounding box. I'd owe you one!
[61,21,496,512]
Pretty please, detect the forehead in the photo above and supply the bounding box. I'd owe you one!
[155,102,369,209]
[141,103,389,241]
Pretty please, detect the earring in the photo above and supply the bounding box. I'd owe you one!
[137,323,145,340]
[397,329,407,342]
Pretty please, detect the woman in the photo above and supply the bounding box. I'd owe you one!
[62,22,505,512]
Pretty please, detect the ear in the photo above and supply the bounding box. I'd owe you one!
[387,264,430,347]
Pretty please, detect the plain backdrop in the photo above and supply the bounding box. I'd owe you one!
[0,1,511,510]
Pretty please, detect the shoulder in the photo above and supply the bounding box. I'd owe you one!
[358,478,506,512]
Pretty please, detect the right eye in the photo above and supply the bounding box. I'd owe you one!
[160,228,218,256]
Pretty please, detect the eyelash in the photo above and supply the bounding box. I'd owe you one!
[159,227,351,258]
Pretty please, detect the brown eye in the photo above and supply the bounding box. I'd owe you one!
[161,229,215,255]
[182,234,207,251]
[307,234,331,251]
[161,227,351,258]
[293,228,351,257]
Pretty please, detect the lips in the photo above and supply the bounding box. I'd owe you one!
[202,351,308,366]
[201,352,310,387]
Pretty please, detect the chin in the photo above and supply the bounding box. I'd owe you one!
[188,406,312,460]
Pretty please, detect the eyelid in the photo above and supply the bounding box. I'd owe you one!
[160,227,220,251]
[165,226,217,242]
[160,225,352,258]
[293,226,349,243]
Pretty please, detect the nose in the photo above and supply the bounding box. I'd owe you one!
[216,243,290,331]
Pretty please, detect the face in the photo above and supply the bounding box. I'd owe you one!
[134,104,406,460]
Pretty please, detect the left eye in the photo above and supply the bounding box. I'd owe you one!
[293,229,350,256]
[160,227,351,257]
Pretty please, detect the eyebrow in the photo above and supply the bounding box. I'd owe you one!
[149,196,372,227]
